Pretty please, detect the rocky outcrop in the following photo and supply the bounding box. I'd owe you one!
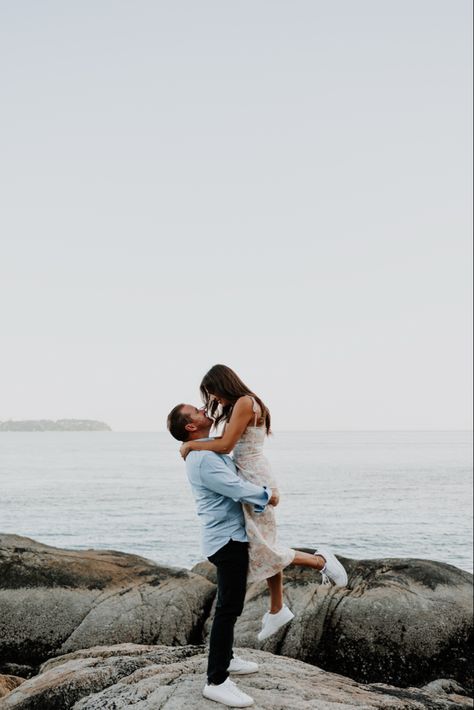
[0,420,111,431]
[2,644,472,710]
[1,535,472,697]
[0,535,215,669]
[194,552,474,691]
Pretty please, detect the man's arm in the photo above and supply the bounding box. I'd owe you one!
[198,453,274,508]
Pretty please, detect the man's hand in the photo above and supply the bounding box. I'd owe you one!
[269,489,280,507]
[180,442,192,460]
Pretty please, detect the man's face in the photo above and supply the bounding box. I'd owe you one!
[181,404,213,436]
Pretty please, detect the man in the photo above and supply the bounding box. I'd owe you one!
[167,403,278,708]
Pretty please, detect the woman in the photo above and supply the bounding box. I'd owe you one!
[180,364,348,641]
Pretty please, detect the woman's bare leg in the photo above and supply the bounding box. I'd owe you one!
[265,555,324,612]
[291,550,326,570]
[263,554,325,616]
[259,571,294,640]
[266,571,284,613]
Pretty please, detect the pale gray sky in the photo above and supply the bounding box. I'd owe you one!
[1,1,472,431]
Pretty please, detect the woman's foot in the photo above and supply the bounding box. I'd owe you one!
[257,604,294,641]
[314,546,348,586]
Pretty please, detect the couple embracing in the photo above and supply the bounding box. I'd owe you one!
[167,364,348,708]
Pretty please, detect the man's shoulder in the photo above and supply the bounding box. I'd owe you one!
[186,449,221,465]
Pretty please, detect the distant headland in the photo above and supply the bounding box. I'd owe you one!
[0,419,112,432]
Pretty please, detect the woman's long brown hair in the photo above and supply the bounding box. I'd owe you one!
[200,364,271,434]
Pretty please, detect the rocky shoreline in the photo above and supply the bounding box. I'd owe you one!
[0,534,472,709]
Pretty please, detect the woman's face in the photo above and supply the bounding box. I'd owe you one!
[209,393,230,407]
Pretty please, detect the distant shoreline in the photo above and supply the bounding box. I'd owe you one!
[0,419,111,432]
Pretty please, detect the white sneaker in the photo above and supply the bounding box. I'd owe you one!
[257,604,294,641]
[228,655,259,674]
[314,546,348,587]
[203,678,254,707]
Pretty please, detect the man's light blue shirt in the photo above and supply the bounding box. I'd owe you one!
[185,443,271,558]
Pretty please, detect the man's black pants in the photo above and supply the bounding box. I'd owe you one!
[207,539,249,685]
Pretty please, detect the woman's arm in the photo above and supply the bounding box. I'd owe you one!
[180,396,254,458]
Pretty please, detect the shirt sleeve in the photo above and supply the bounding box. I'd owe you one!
[199,453,271,510]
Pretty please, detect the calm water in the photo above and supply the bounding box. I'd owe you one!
[0,431,472,573]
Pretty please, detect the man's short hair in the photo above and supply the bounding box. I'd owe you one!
[167,403,191,442]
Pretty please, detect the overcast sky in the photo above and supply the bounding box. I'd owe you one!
[1,1,472,431]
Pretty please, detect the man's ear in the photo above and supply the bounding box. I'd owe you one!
[184,422,197,433]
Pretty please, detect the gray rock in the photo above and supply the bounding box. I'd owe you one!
[422,680,470,697]
[2,534,472,699]
[0,535,215,668]
[0,676,25,700]
[2,644,472,710]
[194,552,473,691]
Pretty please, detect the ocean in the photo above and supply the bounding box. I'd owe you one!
[0,431,472,573]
